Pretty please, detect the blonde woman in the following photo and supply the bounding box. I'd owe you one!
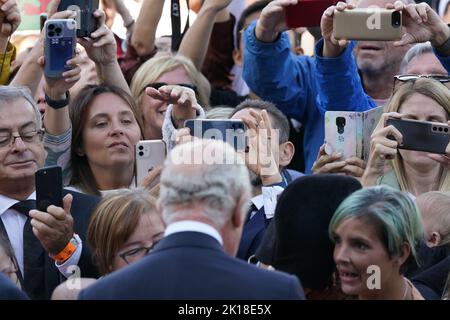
[362,78,450,196]
[130,54,211,140]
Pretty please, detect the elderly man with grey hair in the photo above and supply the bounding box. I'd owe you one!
[79,139,305,300]
[0,86,99,299]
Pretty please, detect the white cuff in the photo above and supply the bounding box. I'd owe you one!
[261,186,284,219]
[55,234,82,279]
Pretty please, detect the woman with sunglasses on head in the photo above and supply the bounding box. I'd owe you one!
[51,188,165,299]
[130,54,211,141]
[362,78,450,196]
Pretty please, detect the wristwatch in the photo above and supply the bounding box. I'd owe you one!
[45,91,70,109]
[51,234,81,264]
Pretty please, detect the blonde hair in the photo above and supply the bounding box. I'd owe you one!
[416,191,450,246]
[87,188,160,275]
[384,78,450,192]
[130,54,211,110]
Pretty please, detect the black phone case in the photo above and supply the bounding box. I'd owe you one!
[35,166,63,212]
[386,118,450,154]
[58,0,99,37]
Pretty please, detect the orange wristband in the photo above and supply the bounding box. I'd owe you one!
[51,236,78,264]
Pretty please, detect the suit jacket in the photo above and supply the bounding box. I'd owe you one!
[79,231,305,300]
[237,169,304,260]
[0,189,100,299]
[0,273,28,300]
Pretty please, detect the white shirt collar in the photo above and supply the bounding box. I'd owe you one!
[250,194,264,210]
[164,220,223,245]
[0,191,36,216]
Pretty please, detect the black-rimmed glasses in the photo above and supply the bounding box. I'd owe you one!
[0,130,44,148]
[118,240,161,265]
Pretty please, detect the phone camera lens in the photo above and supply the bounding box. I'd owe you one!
[48,31,55,37]
[48,24,55,30]
[439,127,443,132]
[55,27,62,34]
[445,128,449,133]
[138,151,144,157]
[433,126,437,131]
[138,145,144,150]
[391,11,401,28]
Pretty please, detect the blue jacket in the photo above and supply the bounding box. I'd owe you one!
[434,49,450,72]
[79,232,305,300]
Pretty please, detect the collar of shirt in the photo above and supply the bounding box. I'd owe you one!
[250,194,264,211]
[164,220,223,246]
[0,192,36,216]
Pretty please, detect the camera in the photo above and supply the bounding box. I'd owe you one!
[336,117,346,134]
[391,11,401,28]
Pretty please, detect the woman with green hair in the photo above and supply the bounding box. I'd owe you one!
[329,186,424,300]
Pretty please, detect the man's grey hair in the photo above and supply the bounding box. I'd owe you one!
[399,42,433,74]
[0,86,42,129]
[159,139,251,228]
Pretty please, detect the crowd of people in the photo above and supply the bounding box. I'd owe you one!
[0,0,450,300]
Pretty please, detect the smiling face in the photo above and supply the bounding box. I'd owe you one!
[398,93,448,170]
[333,217,402,299]
[113,212,165,272]
[80,93,141,172]
[140,66,193,139]
[0,98,45,189]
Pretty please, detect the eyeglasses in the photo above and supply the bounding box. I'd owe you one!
[118,240,161,265]
[144,82,198,95]
[393,74,450,93]
[0,130,44,148]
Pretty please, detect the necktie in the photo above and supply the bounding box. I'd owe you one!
[11,200,45,300]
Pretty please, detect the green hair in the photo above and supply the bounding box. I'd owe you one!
[329,186,423,270]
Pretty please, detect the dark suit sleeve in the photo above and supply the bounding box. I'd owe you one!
[0,274,29,300]
[287,275,306,300]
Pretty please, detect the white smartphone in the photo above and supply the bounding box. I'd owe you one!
[135,140,166,188]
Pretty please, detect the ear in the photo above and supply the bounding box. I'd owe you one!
[393,242,411,271]
[278,141,295,168]
[232,195,246,228]
[426,232,442,248]
[232,48,243,67]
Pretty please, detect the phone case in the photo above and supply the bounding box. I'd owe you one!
[58,0,99,37]
[285,0,337,28]
[325,107,383,160]
[184,119,247,152]
[44,19,77,78]
[334,8,402,40]
[35,166,63,212]
[135,140,166,188]
[386,118,450,154]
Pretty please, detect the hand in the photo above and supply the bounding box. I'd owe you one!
[29,194,74,256]
[78,9,117,65]
[255,0,298,42]
[427,120,450,166]
[240,109,281,185]
[201,0,232,12]
[321,1,354,57]
[363,112,403,183]
[313,144,366,177]
[146,85,198,128]
[387,1,450,47]
[0,0,21,38]
[139,166,162,196]
[39,52,83,99]
[175,127,196,145]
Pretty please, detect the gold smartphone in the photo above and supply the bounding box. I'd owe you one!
[334,8,402,41]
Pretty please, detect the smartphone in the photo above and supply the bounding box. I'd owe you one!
[285,0,337,28]
[386,118,450,154]
[35,166,63,212]
[135,140,166,188]
[334,8,402,41]
[324,111,359,159]
[44,19,77,78]
[184,119,247,152]
[58,0,99,37]
[40,13,48,32]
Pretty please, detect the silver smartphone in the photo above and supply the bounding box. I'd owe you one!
[135,140,166,188]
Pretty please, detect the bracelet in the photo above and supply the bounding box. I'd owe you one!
[434,24,450,57]
[45,91,70,109]
[51,234,80,264]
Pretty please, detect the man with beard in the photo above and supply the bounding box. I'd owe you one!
[229,99,302,260]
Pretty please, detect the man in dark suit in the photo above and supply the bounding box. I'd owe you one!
[0,86,99,299]
[0,273,28,300]
[229,100,303,261]
[79,139,305,299]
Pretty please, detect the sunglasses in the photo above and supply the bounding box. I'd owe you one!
[144,82,198,94]
[393,74,450,93]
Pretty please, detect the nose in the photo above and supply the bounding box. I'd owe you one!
[334,243,350,265]
[11,136,27,152]
[109,121,124,136]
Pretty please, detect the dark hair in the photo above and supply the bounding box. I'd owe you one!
[69,85,144,196]
[230,99,290,143]
[235,0,270,49]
